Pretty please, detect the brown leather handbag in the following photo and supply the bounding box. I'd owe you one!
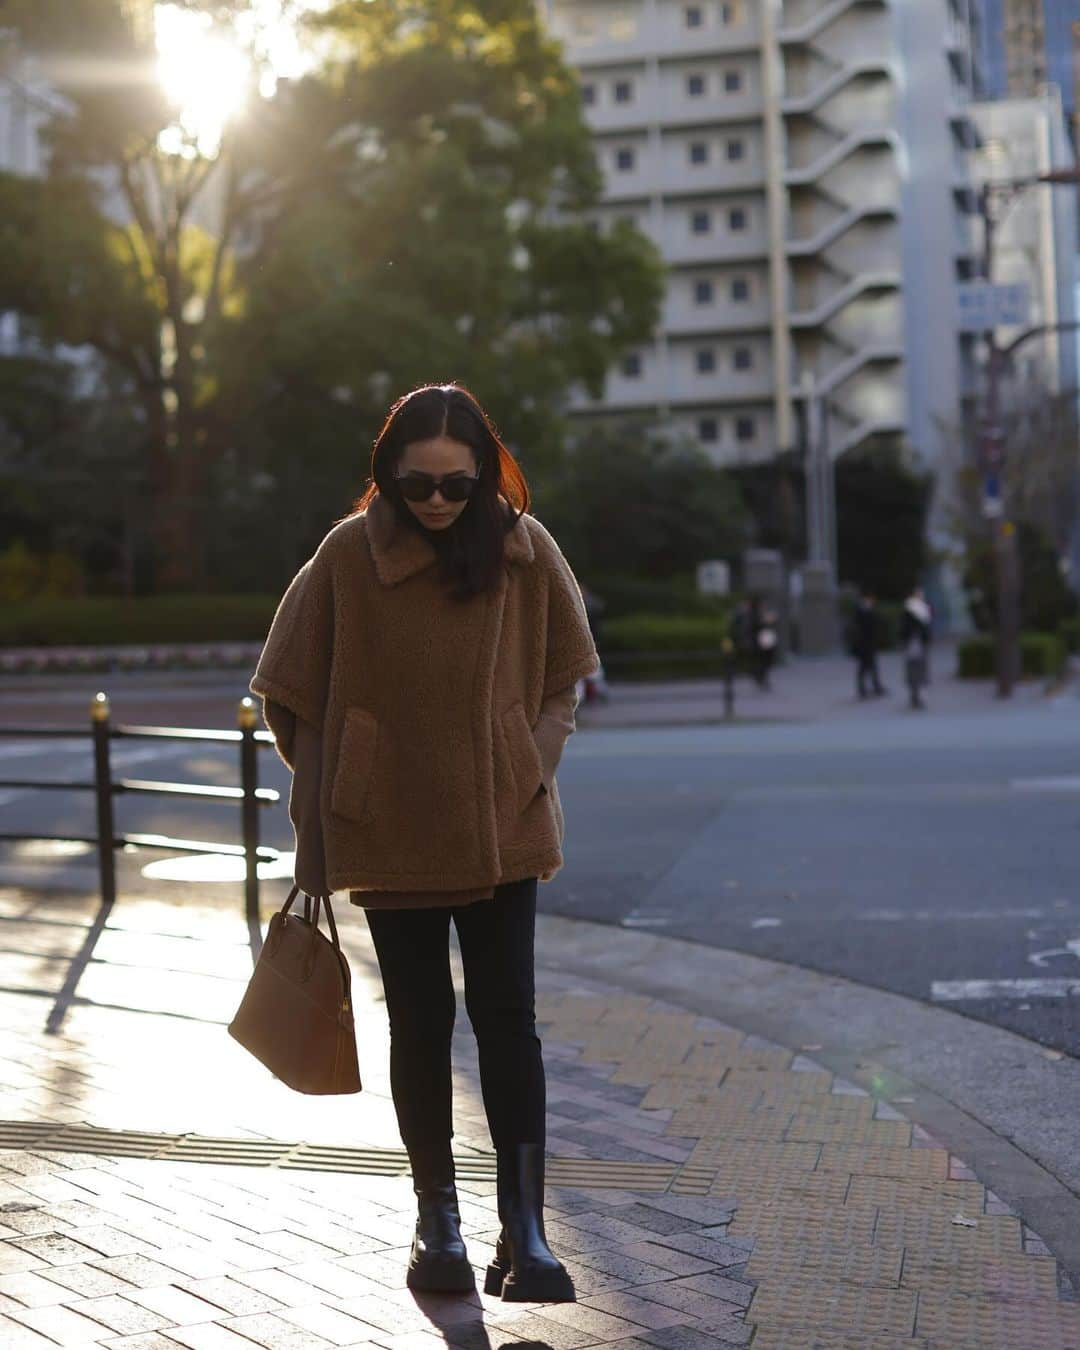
[228,886,362,1095]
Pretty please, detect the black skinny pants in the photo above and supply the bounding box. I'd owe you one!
[364,876,545,1177]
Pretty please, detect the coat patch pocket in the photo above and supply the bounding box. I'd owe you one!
[330,707,379,824]
[502,701,544,817]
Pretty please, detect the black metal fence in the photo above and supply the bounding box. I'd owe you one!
[0,694,281,953]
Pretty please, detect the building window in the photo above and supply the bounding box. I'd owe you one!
[581,83,596,106]
[736,415,756,441]
[728,207,747,231]
[691,210,712,234]
[687,73,706,97]
[694,279,714,305]
[733,347,753,371]
[614,79,634,103]
[720,2,736,22]
[689,142,709,165]
[730,277,750,301]
[622,353,642,377]
[698,417,719,443]
[615,147,636,171]
[685,5,703,27]
[727,138,745,162]
[724,70,743,93]
[696,348,716,374]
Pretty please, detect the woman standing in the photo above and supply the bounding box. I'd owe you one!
[900,585,933,710]
[250,385,599,1303]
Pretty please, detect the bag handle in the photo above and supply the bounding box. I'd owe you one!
[271,886,352,1003]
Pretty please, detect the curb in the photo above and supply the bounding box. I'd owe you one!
[534,912,1080,1287]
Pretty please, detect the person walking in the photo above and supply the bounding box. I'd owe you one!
[850,590,886,699]
[900,585,933,710]
[250,383,600,1303]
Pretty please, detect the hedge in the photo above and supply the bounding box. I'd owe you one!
[956,632,1067,681]
[586,573,733,621]
[1059,617,1080,654]
[598,613,737,681]
[0,596,280,647]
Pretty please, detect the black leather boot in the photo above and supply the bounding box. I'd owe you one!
[406,1163,474,1294]
[483,1143,575,1302]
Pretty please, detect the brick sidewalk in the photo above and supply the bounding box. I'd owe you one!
[0,886,1077,1349]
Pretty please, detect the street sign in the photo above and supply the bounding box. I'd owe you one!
[697,560,730,595]
[983,472,1003,518]
[957,281,1031,331]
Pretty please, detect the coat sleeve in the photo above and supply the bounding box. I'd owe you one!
[249,547,334,771]
[289,714,329,895]
[542,541,601,702]
[532,681,579,795]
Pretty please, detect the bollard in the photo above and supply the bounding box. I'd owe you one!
[238,697,262,953]
[90,692,116,906]
[722,639,736,721]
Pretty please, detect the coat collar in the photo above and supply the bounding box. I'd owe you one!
[364,490,535,587]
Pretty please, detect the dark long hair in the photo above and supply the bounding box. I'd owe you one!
[346,383,531,601]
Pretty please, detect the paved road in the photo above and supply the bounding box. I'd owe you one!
[2,667,1079,1056]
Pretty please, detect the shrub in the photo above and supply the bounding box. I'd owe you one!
[598,612,735,681]
[956,631,1067,681]
[1059,617,1080,654]
[586,573,733,621]
[0,595,280,647]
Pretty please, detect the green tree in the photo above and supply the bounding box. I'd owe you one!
[835,444,933,601]
[0,0,664,589]
[533,421,748,581]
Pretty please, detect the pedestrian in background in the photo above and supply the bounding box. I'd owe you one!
[749,596,778,691]
[849,590,886,700]
[251,383,599,1303]
[900,585,933,710]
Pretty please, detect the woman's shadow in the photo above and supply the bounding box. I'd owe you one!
[410,1289,555,1350]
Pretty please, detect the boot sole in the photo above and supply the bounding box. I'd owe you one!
[499,1265,576,1303]
[484,1261,508,1297]
[407,1256,476,1294]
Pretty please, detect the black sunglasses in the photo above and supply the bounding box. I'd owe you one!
[393,467,481,503]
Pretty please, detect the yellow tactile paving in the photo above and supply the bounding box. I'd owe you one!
[747,1282,919,1335]
[685,1138,822,1170]
[816,1143,950,1179]
[901,1249,1060,1300]
[743,1239,905,1289]
[871,1210,1024,1253]
[749,1333,930,1350]
[845,1173,987,1215]
[914,1292,1080,1344]
[529,989,1074,1349]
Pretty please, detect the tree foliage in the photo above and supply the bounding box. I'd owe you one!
[0,0,665,590]
[533,422,749,583]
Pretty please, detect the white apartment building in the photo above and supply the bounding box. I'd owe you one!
[536,0,985,472]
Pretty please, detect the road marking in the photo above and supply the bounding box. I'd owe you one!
[751,917,782,928]
[858,907,1050,922]
[932,978,1080,1001]
[1028,939,1080,969]
[620,913,671,929]
[1011,775,1080,792]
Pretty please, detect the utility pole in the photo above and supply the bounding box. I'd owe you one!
[977,182,1021,698]
[976,167,1080,697]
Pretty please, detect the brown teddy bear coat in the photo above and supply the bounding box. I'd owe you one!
[249,491,600,905]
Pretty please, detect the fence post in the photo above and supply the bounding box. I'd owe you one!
[238,697,262,952]
[722,639,736,721]
[90,692,116,906]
